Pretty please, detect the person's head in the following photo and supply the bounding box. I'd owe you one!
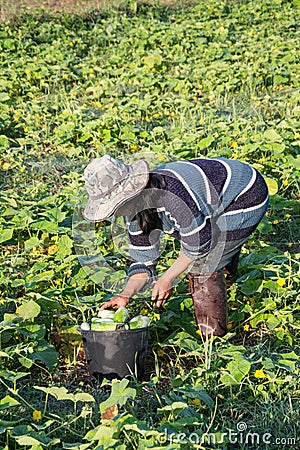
[83,155,149,223]
[83,155,166,235]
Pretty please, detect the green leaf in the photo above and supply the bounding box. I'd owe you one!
[34,386,74,401]
[32,420,55,431]
[63,443,92,449]
[74,392,95,403]
[240,279,264,295]
[16,300,41,320]
[0,135,9,148]
[277,351,299,371]
[56,234,73,259]
[0,419,19,433]
[29,342,58,370]
[263,129,282,142]
[263,280,284,293]
[276,359,297,372]
[257,217,272,234]
[157,401,189,414]
[84,423,118,442]
[24,236,41,251]
[266,315,281,330]
[197,134,214,150]
[11,427,60,447]
[265,177,278,195]
[220,355,251,386]
[26,270,54,286]
[0,370,29,383]
[0,395,20,410]
[176,387,213,408]
[0,351,12,358]
[0,92,10,102]
[34,386,94,403]
[143,53,162,68]
[99,379,136,414]
[31,220,59,232]
[0,227,13,243]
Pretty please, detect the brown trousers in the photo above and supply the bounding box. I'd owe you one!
[188,250,240,339]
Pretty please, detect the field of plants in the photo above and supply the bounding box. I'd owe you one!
[0,0,299,448]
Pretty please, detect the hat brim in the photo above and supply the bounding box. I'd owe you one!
[82,159,149,222]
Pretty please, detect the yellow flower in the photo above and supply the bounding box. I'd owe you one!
[1,162,11,171]
[227,323,233,330]
[230,141,238,148]
[273,219,279,224]
[140,308,148,315]
[276,278,285,287]
[254,369,266,379]
[191,398,200,405]
[243,324,250,331]
[157,348,165,357]
[285,214,291,219]
[54,279,61,285]
[282,180,288,187]
[32,246,40,256]
[48,244,58,255]
[69,41,74,46]
[196,329,202,336]
[32,410,42,421]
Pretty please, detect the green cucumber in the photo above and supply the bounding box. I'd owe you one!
[128,315,150,329]
[97,310,115,320]
[80,322,90,331]
[90,320,117,331]
[113,306,129,323]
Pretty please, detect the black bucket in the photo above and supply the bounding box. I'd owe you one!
[79,326,149,381]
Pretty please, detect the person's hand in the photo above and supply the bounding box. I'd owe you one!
[98,295,130,315]
[152,276,173,308]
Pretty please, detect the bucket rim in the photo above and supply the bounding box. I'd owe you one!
[77,325,152,334]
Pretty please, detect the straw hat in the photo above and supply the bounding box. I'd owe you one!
[83,155,149,222]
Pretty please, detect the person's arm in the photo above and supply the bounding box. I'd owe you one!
[98,272,148,312]
[152,251,194,307]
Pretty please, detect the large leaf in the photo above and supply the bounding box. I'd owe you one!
[0,395,20,410]
[34,386,95,403]
[0,227,13,243]
[28,342,59,371]
[263,129,282,142]
[240,279,264,295]
[220,355,251,386]
[55,234,73,258]
[11,426,60,447]
[264,177,278,195]
[16,300,41,320]
[99,379,136,414]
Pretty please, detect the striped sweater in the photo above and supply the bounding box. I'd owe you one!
[125,158,269,281]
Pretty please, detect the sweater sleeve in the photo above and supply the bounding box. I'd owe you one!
[126,218,161,289]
